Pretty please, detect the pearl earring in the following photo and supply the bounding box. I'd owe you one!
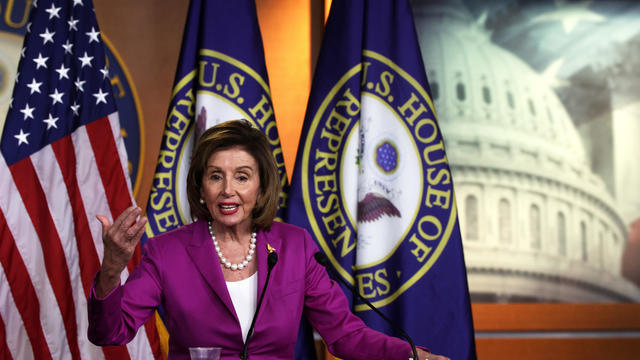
[200,198,205,204]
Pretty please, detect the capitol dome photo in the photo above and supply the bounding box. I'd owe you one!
[412,0,640,302]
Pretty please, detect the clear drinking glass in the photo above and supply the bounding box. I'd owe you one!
[189,347,222,360]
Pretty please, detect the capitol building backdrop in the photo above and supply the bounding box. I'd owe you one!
[413,0,640,302]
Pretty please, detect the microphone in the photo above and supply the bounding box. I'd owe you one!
[241,251,278,360]
[314,252,419,360]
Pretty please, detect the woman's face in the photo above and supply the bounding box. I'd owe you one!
[200,146,261,231]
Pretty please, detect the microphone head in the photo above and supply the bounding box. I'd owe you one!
[314,251,330,267]
[267,251,278,269]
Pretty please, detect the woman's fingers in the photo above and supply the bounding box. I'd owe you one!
[129,216,148,244]
[118,207,146,244]
[114,206,142,234]
[99,206,145,244]
[95,207,147,289]
[96,214,111,236]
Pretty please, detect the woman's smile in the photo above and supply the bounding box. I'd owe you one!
[218,202,240,215]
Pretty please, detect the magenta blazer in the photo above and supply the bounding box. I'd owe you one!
[88,219,414,359]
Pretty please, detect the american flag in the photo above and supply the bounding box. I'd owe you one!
[0,0,160,358]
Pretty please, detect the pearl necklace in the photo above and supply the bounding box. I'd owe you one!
[208,221,256,271]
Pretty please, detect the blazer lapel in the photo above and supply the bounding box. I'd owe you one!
[185,219,237,319]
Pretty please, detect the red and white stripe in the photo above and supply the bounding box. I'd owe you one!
[0,113,160,359]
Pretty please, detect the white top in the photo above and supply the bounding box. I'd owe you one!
[225,272,258,342]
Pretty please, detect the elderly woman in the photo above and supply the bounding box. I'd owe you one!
[88,120,447,360]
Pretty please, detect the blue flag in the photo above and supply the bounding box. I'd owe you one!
[286,0,476,358]
[144,0,287,239]
[143,0,315,358]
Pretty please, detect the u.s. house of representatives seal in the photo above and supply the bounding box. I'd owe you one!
[302,50,457,311]
[147,49,287,234]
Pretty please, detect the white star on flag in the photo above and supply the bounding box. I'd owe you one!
[68,17,79,31]
[55,64,70,80]
[74,77,86,92]
[70,101,80,115]
[45,3,61,19]
[20,103,35,120]
[62,40,73,54]
[86,27,100,43]
[73,77,86,92]
[93,88,108,104]
[14,129,30,145]
[39,28,55,44]
[78,51,93,67]
[33,53,48,68]
[26,79,42,94]
[100,66,109,79]
[49,89,64,105]
[43,113,59,129]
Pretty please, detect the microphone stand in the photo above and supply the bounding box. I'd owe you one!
[241,251,278,360]
[314,252,419,360]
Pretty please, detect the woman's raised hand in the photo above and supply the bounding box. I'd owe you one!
[95,206,147,298]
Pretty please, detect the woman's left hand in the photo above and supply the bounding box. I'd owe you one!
[417,348,450,360]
